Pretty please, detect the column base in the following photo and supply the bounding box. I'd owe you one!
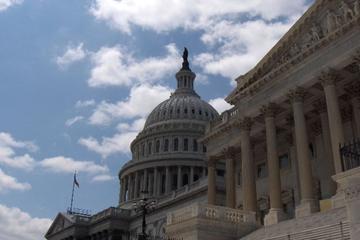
[295,199,319,218]
[264,208,288,226]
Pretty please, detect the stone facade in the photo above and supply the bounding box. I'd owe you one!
[46,1,360,240]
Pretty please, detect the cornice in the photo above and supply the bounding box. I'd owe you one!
[226,0,360,104]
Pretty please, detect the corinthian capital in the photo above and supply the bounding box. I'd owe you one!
[344,82,360,98]
[313,99,327,114]
[221,147,236,159]
[318,68,341,87]
[287,87,306,103]
[238,117,253,131]
[260,102,279,118]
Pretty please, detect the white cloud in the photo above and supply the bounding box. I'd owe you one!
[88,43,179,87]
[65,116,84,127]
[0,169,31,193]
[209,97,232,114]
[0,204,52,240]
[39,156,108,175]
[89,84,172,125]
[92,174,114,182]
[56,43,87,69]
[194,19,295,82]
[90,0,308,34]
[75,99,96,108]
[0,132,37,170]
[79,131,137,158]
[0,0,22,11]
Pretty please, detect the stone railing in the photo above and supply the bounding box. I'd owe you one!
[90,207,130,223]
[167,203,256,226]
[207,106,239,132]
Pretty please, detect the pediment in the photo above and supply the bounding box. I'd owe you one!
[45,212,74,237]
[227,0,360,104]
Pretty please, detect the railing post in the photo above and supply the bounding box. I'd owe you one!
[340,221,343,240]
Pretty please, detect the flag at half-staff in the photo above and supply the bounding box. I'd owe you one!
[74,172,79,188]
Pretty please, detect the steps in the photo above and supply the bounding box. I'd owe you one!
[240,207,349,240]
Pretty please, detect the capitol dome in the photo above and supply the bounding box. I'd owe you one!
[119,48,219,206]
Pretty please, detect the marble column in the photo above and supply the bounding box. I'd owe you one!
[262,104,286,225]
[224,148,236,208]
[207,157,217,205]
[314,100,336,196]
[153,167,158,196]
[288,87,318,217]
[319,70,345,173]
[190,166,194,184]
[239,117,257,212]
[143,169,148,192]
[119,178,124,203]
[177,166,182,189]
[345,84,360,138]
[134,171,139,199]
[165,167,171,193]
[128,175,134,200]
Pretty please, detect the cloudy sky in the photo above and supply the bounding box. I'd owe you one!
[0,0,312,239]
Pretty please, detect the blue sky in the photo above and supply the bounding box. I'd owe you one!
[0,0,311,239]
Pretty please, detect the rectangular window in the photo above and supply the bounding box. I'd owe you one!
[257,163,267,179]
[279,154,290,169]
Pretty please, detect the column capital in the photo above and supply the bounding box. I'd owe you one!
[237,117,253,131]
[221,147,236,159]
[313,99,327,114]
[311,121,322,136]
[260,102,279,118]
[344,83,360,99]
[318,68,342,87]
[207,156,218,167]
[287,87,306,103]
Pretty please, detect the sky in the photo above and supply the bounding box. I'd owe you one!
[0,0,312,239]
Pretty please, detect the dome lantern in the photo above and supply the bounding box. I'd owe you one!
[174,47,197,96]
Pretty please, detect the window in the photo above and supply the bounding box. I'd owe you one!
[192,108,195,114]
[203,145,207,153]
[257,163,267,178]
[174,138,179,151]
[142,144,145,157]
[148,142,152,155]
[184,108,188,114]
[183,138,188,151]
[279,154,290,169]
[177,108,180,114]
[199,110,202,115]
[217,170,224,177]
[194,174,199,182]
[164,139,169,152]
[155,140,160,153]
[182,174,189,186]
[193,139,198,152]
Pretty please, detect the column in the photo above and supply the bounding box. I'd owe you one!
[119,178,124,203]
[319,70,345,173]
[314,100,336,196]
[224,148,236,208]
[207,157,217,205]
[124,177,129,202]
[190,166,194,184]
[262,104,286,225]
[128,175,133,200]
[143,169,148,192]
[177,166,182,189]
[165,167,171,193]
[134,171,139,199]
[288,87,318,217]
[345,84,360,138]
[153,167,158,196]
[239,117,257,212]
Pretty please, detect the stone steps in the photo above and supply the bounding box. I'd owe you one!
[240,207,348,240]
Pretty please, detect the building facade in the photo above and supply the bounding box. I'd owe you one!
[46,0,360,240]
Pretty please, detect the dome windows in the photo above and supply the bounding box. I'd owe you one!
[164,139,169,152]
[183,138,188,151]
[193,139,198,152]
[155,140,160,153]
[174,138,179,151]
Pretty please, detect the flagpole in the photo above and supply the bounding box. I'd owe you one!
[69,172,76,214]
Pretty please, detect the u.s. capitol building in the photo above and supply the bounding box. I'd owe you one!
[46,0,360,239]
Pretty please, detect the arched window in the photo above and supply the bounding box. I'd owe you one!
[164,139,169,152]
[155,140,160,153]
[174,138,179,151]
[148,142,152,155]
[203,145,207,153]
[183,138,188,151]
[193,139,198,152]
[192,108,195,114]
[194,174,199,182]
[184,108,188,114]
